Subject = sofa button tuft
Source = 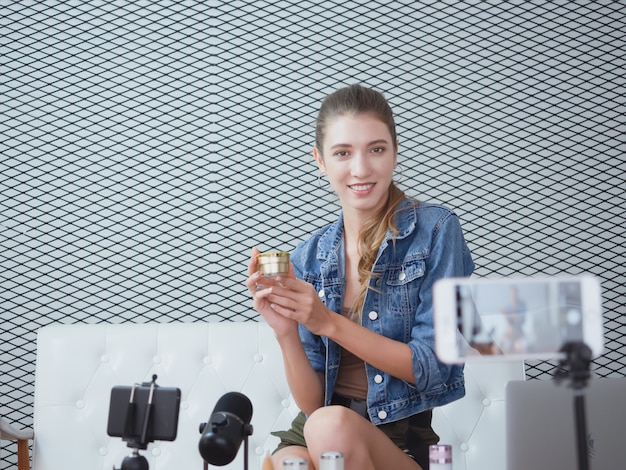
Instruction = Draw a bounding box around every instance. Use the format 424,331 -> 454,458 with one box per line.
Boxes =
281,399 -> 290,408
76,400 -> 85,409
255,447 -> 264,455
482,398 -> 491,407
254,354 -> 263,362
203,356 -> 212,365
99,447 -> 108,456
152,447 -> 161,456
101,354 -> 110,363
460,442 -> 469,452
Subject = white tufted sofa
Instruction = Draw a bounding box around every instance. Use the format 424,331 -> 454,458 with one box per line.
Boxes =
12,321 -> 523,470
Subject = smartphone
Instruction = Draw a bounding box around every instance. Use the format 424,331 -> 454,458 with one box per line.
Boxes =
433,275 -> 604,363
107,384 -> 181,443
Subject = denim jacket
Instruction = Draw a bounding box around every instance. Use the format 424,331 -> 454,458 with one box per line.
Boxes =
291,198 -> 475,425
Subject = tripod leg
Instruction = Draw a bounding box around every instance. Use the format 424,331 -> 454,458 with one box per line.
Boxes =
574,390 -> 589,470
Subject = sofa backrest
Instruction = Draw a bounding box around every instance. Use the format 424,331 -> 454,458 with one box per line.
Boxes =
33,322 -> 524,470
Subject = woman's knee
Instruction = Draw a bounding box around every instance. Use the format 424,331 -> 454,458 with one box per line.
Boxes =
304,405 -> 362,448
305,405 -> 352,431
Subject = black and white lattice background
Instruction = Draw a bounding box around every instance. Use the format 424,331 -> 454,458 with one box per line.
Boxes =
1,1 -> 624,467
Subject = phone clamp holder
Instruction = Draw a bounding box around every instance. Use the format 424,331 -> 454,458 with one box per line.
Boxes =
553,341 -> 592,470
113,375 -> 159,470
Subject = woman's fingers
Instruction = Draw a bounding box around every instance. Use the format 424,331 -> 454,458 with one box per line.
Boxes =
248,247 -> 260,275
246,248 -> 263,294
246,270 -> 263,293
251,271 -> 323,327
265,282 -> 318,317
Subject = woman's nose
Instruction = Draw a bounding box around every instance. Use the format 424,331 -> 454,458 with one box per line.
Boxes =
350,153 -> 370,177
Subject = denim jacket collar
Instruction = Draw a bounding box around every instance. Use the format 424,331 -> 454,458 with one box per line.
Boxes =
316,199 -> 418,264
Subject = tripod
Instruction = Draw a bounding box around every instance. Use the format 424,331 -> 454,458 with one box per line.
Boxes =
113,376 -> 158,470
554,341 -> 592,470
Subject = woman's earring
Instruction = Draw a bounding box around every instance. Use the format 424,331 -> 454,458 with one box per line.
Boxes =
317,173 -> 327,190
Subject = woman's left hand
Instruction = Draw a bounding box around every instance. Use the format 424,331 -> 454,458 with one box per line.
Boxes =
264,275 -> 333,336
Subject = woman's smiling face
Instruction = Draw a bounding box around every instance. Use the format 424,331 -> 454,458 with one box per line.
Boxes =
314,113 -> 397,218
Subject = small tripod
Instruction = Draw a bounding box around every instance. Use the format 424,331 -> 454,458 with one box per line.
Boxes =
113,375 -> 159,470
553,341 -> 592,470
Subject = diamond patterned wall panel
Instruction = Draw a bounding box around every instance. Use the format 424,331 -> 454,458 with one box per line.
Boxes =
1,1 -> 624,468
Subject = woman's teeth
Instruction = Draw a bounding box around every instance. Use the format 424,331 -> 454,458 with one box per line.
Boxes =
350,184 -> 374,191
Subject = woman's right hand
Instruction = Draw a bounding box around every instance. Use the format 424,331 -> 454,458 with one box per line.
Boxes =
246,247 -> 299,337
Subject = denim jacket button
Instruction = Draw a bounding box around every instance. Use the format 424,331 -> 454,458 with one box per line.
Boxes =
399,271 -> 406,281
318,289 -> 325,298
368,311 -> 378,321
374,374 -> 383,384
378,410 -> 388,420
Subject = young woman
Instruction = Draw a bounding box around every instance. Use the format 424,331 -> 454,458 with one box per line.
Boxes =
246,84 -> 474,470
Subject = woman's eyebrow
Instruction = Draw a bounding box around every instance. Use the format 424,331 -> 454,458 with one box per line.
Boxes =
330,139 -> 389,150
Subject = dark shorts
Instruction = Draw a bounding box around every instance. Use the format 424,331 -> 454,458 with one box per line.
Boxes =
271,406 -> 438,470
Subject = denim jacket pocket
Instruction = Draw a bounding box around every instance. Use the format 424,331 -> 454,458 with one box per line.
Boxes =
385,260 -> 426,315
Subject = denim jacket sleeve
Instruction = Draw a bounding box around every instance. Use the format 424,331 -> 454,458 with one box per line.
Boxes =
291,241 -> 328,374
407,207 -> 474,395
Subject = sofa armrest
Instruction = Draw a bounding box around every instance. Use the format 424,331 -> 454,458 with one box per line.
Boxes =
1,417 -> 33,470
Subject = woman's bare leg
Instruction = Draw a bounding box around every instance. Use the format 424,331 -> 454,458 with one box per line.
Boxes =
303,406 -> 422,470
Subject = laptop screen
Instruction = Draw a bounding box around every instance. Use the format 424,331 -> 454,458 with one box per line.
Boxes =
506,378 -> 626,470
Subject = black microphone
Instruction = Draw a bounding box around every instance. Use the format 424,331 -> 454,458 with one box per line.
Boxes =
198,392 -> 254,466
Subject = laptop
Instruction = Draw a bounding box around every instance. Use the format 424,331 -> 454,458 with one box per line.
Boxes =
506,377 -> 626,470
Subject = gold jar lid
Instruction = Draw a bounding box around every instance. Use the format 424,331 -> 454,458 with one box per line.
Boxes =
257,251 -> 290,276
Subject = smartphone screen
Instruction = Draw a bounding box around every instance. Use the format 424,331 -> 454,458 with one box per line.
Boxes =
433,275 -> 603,363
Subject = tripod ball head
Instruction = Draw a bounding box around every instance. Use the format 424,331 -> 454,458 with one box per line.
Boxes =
114,450 -> 149,470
